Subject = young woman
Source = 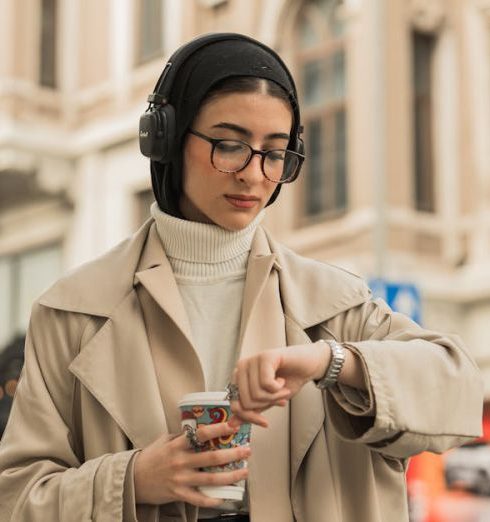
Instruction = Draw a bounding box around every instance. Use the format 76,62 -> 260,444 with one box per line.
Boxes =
0,33 -> 483,522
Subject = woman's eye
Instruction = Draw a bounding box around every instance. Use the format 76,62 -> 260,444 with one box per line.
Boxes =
267,150 -> 286,161
215,141 -> 245,154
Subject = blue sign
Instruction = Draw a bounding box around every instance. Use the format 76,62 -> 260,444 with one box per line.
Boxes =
369,279 -> 422,325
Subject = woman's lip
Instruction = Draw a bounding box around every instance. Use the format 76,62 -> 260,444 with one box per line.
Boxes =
225,195 -> 259,208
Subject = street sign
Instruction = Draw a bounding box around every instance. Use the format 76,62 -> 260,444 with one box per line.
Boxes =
369,279 -> 422,324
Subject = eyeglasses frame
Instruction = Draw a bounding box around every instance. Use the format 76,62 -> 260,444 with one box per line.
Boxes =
188,128 -> 304,184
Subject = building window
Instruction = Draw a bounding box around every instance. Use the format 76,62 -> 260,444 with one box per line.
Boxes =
0,245 -> 61,351
412,31 -> 435,212
136,0 -> 165,65
39,0 -> 57,88
296,0 -> 347,220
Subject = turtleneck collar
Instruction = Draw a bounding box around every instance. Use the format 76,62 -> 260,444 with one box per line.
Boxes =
150,202 -> 265,280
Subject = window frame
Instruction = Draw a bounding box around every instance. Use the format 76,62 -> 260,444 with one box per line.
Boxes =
294,0 -> 348,224
0,243 -> 62,349
135,0 -> 166,66
412,30 -> 436,213
39,0 -> 58,89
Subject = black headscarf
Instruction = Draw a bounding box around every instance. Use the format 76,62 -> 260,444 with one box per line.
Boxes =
150,34 -> 301,217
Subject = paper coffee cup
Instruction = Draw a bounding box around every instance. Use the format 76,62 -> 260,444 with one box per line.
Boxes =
178,391 -> 251,501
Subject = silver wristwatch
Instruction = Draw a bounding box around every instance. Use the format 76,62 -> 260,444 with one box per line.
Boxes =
314,340 -> 346,389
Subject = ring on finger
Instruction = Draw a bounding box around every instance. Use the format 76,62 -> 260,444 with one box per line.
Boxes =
183,424 -> 206,451
225,382 -> 240,401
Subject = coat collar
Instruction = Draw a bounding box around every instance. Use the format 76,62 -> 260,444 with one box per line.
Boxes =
265,231 -> 371,329
39,219 -> 371,328
38,219 -> 154,316
133,224 -> 195,348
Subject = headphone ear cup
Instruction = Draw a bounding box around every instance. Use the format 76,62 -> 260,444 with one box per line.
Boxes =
139,104 -> 176,163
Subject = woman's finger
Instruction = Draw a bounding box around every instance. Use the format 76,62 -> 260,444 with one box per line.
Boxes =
236,362 -> 257,410
187,445 -> 251,469
227,415 -> 243,429
173,486 -> 225,508
236,360 -> 288,410
230,405 -> 269,427
196,421 -> 239,442
274,399 -> 288,407
247,360 -> 291,407
258,353 -> 286,392
175,422 -> 239,450
248,357 -> 263,401
184,467 -> 249,487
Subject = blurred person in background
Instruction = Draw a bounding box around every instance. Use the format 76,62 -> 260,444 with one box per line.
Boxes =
0,33 -> 483,522
0,335 -> 24,439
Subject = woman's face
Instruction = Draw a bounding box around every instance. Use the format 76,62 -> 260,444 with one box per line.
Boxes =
180,90 -> 293,231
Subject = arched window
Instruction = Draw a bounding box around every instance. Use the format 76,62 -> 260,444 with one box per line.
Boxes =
295,0 -> 347,219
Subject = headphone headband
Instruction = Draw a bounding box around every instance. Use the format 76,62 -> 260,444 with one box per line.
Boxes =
152,34 -> 251,103
149,33 -> 299,107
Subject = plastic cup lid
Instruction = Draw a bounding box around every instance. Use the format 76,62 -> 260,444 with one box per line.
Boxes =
178,391 -> 229,408
198,484 -> 244,501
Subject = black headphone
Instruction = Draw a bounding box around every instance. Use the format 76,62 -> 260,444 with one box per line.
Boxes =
139,32 -> 304,166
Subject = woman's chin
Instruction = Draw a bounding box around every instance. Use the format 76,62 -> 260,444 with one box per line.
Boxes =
214,212 -> 258,231
181,201 -> 259,231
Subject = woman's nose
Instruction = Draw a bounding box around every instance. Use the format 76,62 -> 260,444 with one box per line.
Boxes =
237,153 -> 263,183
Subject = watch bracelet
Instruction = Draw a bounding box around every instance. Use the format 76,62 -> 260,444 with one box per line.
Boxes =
315,339 -> 346,389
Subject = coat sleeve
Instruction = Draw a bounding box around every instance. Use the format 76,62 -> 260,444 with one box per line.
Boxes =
0,303 -> 139,522
320,298 -> 484,459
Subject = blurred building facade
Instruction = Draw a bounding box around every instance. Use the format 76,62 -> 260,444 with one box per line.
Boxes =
1,0 -> 490,392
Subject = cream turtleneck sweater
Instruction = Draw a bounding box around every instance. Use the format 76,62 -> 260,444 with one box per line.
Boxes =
151,203 -> 265,391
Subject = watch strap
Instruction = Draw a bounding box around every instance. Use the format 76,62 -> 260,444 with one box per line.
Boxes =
315,340 -> 346,389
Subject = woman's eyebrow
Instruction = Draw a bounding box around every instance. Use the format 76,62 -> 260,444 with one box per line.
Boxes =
211,122 -> 290,141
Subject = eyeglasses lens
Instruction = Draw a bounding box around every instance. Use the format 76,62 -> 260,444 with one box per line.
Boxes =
264,150 -> 299,182
213,141 -> 250,172
212,140 -> 298,183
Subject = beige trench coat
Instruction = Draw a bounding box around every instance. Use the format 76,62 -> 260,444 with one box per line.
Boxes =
0,220 -> 483,522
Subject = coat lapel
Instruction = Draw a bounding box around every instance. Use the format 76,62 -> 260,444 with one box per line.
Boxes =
68,291 -> 168,450
134,225 -> 205,434
136,283 -> 205,435
69,224 -> 204,450
134,225 -> 195,349
134,225 -> 205,522
237,229 -> 294,522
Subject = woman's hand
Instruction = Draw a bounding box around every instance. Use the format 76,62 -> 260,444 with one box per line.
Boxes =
133,422 -> 251,506
229,342 -> 331,427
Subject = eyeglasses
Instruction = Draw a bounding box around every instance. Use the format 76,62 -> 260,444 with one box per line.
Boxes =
188,128 -> 304,184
